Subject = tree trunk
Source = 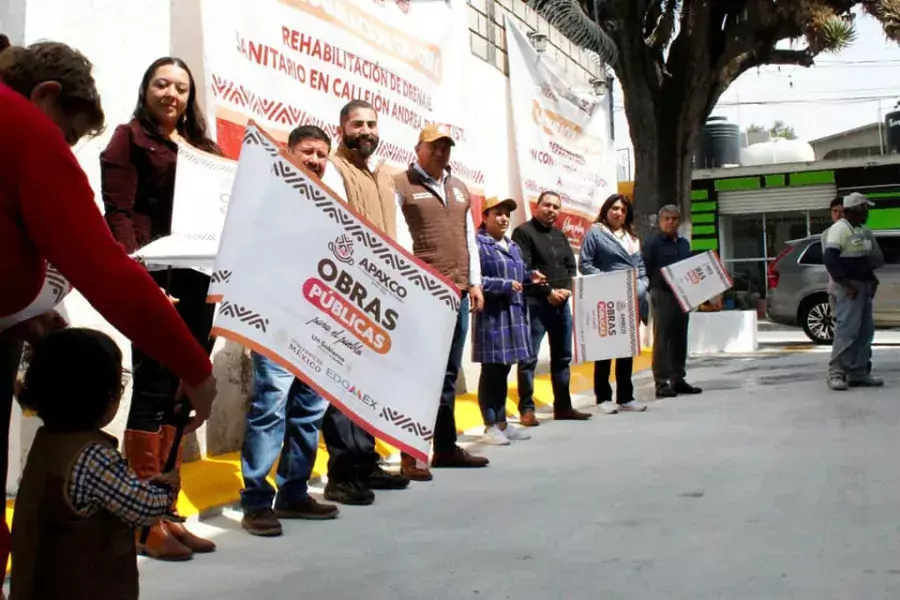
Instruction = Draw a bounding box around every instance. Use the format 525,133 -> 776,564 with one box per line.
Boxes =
612,4 -> 719,240
629,102 -> 704,238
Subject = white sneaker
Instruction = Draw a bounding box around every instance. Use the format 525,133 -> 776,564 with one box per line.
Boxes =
618,401 -> 647,412
503,425 -> 531,441
482,425 -> 510,446
598,401 -> 619,415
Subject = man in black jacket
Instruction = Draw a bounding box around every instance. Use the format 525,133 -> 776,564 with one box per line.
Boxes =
642,205 -> 702,399
512,191 -> 592,425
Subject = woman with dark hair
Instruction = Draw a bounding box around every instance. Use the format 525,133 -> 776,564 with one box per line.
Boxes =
100,57 -> 222,561
0,40 -> 217,584
578,194 -> 649,415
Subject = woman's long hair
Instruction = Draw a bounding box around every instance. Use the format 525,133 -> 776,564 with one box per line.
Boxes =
133,57 -> 221,155
596,193 -> 636,238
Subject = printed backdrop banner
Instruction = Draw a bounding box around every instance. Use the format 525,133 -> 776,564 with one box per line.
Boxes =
134,144 -> 236,272
505,16 -> 617,251
200,0 -> 486,215
572,270 -> 641,363
211,125 -> 460,461
662,251 -> 733,313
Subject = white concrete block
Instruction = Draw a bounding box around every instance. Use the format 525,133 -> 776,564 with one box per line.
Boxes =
688,311 -> 759,356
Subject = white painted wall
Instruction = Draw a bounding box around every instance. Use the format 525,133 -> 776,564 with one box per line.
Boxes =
6,0 -> 557,492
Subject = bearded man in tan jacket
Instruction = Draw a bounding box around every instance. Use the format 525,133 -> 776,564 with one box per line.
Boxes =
320,100 -> 410,506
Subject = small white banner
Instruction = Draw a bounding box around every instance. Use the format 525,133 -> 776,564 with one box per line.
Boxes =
210,124 -> 460,461
572,270 -> 641,363
662,251 -> 733,312
134,144 -> 237,272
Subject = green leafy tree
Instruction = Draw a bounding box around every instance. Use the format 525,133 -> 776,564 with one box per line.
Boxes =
770,120 -> 799,140
529,0 -> 899,220
747,121 -> 799,140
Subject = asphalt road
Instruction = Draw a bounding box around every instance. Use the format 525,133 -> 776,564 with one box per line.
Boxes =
139,346 -> 900,600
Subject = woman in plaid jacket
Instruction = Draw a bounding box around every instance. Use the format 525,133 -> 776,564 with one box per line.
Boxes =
473,197 -> 544,446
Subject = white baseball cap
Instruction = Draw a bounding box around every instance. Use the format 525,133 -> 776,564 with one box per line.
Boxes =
843,192 -> 874,209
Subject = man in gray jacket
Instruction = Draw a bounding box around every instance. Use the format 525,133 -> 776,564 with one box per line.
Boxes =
823,193 -> 883,391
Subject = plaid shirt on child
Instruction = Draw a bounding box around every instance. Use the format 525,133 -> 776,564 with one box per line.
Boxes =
68,442 -> 175,527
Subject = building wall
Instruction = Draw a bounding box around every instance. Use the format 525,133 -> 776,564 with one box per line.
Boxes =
811,126 -> 883,161
6,0 -> 602,493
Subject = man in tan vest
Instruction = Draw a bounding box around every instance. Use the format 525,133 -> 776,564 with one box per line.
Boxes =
394,124 -> 488,481
320,100 -> 410,506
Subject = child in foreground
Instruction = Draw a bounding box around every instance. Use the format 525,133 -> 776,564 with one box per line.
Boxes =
10,328 -> 179,600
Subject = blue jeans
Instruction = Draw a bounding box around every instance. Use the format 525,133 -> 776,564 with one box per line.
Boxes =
517,299 -> 573,413
240,352 -> 327,511
829,281 -> 875,380
434,293 -> 470,453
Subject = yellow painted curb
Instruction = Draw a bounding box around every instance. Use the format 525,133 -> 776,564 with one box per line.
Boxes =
5,351 -> 653,538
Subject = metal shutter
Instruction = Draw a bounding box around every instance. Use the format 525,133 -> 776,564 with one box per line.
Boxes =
717,184 -> 837,215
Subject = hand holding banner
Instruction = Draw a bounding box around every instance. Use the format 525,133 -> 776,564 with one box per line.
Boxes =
661,251 -> 733,313
572,270 -> 641,363
211,125 -> 460,461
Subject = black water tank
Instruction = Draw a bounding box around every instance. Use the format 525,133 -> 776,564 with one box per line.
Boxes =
695,116 -> 741,168
884,109 -> 900,154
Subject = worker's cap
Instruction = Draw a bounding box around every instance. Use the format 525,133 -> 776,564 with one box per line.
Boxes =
843,192 -> 874,209
482,196 -> 518,213
418,123 -> 455,145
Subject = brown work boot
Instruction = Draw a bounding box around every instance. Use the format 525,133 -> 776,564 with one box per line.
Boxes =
274,496 -> 339,520
160,425 -> 216,553
124,429 -> 193,561
241,508 -> 283,537
553,408 -> 592,421
400,453 -> 433,481
519,410 -> 540,427
431,446 -> 489,468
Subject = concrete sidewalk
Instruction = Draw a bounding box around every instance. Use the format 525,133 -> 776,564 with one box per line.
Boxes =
137,347 -> 900,599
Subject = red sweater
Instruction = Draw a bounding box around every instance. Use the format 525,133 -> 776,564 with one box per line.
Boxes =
0,83 -> 211,385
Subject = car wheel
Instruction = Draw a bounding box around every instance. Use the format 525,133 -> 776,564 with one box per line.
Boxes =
800,295 -> 834,345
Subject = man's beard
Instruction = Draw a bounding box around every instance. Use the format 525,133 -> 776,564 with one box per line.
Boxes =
344,133 -> 379,159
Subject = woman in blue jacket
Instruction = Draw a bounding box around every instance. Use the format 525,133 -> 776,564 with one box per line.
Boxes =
578,194 -> 649,415
473,197 -> 544,445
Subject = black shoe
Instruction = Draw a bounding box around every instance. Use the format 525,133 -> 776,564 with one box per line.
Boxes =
324,480 -> 375,506
672,380 -> 702,395
655,383 -> 677,398
367,466 -> 410,490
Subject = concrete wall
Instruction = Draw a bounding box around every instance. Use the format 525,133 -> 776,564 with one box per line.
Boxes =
6,0 -> 587,493
811,125 -> 883,160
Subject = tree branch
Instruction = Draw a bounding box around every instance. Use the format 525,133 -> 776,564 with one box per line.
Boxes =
767,48 -> 815,66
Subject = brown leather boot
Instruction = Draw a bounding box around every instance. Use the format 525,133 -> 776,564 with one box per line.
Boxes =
124,429 -> 193,561
400,453 -> 433,481
160,425 -> 216,554
553,408 -> 593,421
519,410 -> 540,427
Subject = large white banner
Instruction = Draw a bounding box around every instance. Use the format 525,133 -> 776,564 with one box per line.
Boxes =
200,0 -> 488,215
135,144 -> 236,271
662,251 -> 733,312
211,125 -> 459,461
572,270 -> 641,363
505,16 -> 617,250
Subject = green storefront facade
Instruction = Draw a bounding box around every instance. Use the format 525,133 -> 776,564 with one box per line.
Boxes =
690,155 -> 900,297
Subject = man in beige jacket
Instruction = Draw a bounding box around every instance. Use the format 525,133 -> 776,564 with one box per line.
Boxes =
320,100 -> 409,506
